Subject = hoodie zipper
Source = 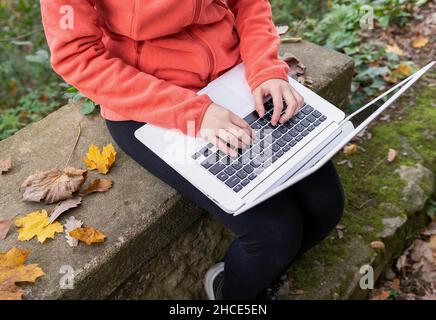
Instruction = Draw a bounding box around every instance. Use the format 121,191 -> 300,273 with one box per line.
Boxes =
135,41 -> 145,69
187,27 -> 215,83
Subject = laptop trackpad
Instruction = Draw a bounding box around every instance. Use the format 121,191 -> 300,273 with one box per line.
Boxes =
205,85 -> 254,117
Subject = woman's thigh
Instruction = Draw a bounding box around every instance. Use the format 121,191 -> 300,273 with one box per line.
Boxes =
286,160 -> 345,249
105,120 -> 302,239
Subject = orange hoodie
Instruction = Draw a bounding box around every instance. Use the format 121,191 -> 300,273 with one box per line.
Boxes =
40,0 -> 289,135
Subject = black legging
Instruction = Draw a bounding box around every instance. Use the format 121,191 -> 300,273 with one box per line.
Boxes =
106,120 -> 345,300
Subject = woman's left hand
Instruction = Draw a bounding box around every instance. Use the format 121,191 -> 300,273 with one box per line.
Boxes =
252,79 -> 304,126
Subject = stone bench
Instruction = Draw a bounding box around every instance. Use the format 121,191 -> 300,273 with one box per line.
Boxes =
1,41 -> 434,300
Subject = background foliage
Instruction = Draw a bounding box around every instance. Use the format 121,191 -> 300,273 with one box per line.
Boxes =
0,0 -> 429,140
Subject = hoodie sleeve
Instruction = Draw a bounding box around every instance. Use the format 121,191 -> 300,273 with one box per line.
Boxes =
227,0 -> 290,91
40,0 -> 212,136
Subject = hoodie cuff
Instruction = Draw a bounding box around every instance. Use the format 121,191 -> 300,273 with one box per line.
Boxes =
247,65 -> 290,92
193,94 -> 214,137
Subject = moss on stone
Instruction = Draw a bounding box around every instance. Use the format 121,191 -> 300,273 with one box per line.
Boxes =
282,76 -> 436,299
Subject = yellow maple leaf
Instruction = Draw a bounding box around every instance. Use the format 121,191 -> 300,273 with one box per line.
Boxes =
343,143 -> 358,156
0,247 -> 44,300
395,63 -> 412,76
83,144 -> 117,174
411,36 -> 429,49
15,210 -> 64,244
69,227 -> 106,245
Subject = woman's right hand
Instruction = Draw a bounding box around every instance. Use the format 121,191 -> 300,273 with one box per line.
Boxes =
199,103 -> 254,157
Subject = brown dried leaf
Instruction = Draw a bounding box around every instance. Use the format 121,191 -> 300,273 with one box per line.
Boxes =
79,179 -> 113,197
282,53 -> 306,82
421,221 -> 436,236
0,247 -> 44,300
21,167 -> 87,204
0,158 -> 12,174
63,216 -> 83,248
387,148 -> 399,163
343,143 -> 358,156
69,227 -> 106,245
410,240 -> 433,262
0,219 -> 12,241
391,278 -> 401,290
371,289 -> 390,300
370,241 -> 386,250
429,235 -> 436,251
396,254 -> 408,271
49,197 -> 82,224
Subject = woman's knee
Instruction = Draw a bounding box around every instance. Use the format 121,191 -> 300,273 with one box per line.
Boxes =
237,210 -> 303,265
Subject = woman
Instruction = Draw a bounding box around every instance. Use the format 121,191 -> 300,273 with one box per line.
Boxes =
40,0 -> 344,300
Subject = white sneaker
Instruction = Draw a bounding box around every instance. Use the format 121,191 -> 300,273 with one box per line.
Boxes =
204,262 -> 225,300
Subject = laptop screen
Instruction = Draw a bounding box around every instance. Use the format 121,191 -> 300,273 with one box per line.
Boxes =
342,61 -> 434,133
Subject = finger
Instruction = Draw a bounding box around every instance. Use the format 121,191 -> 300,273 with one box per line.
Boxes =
217,129 -> 242,152
227,124 -> 252,148
230,114 -> 254,139
253,89 -> 265,118
270,88 -> 284,126
279,85 -> 298,123
208,135 -> 236,157
291,85 -> 305,111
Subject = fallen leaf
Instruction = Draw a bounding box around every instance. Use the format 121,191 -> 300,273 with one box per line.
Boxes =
422,221 -> 436,236
0,219 -> 12,240
371,289 -> 390,300
69,226 -> 106,245
281,53 -> 306,82
395,63 -> 412,76
21,167 -> 87,204
0,158 -> 12,174
15,210 -> 64,243
276,25 -> 289,35
429,235 -> 436,251
335,224 -> 346,239
370,241 -> 385,250
384,73 -> 398,84
0,247 -> 44,300
79,179 -> 113,196
386,44 -> 405,56
411,36 -> 429,49
410,240 -> 433,262
83,144 -> 117,175
343,144 -> 358,156
396,253 -> 408,271
63,216 -> 83,247
391,278 -> 401,290
387,148 -> 398,163
49,197 -> 82,224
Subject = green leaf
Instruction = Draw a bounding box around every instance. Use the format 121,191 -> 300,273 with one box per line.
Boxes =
80,100 -> 97,115
66,87 -> 78,93
25,50 -> 50,64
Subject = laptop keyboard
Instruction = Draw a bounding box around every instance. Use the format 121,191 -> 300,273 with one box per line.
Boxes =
192,99 -> 327,193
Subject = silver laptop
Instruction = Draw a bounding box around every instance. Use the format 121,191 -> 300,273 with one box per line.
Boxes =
135,61 -> 434,215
